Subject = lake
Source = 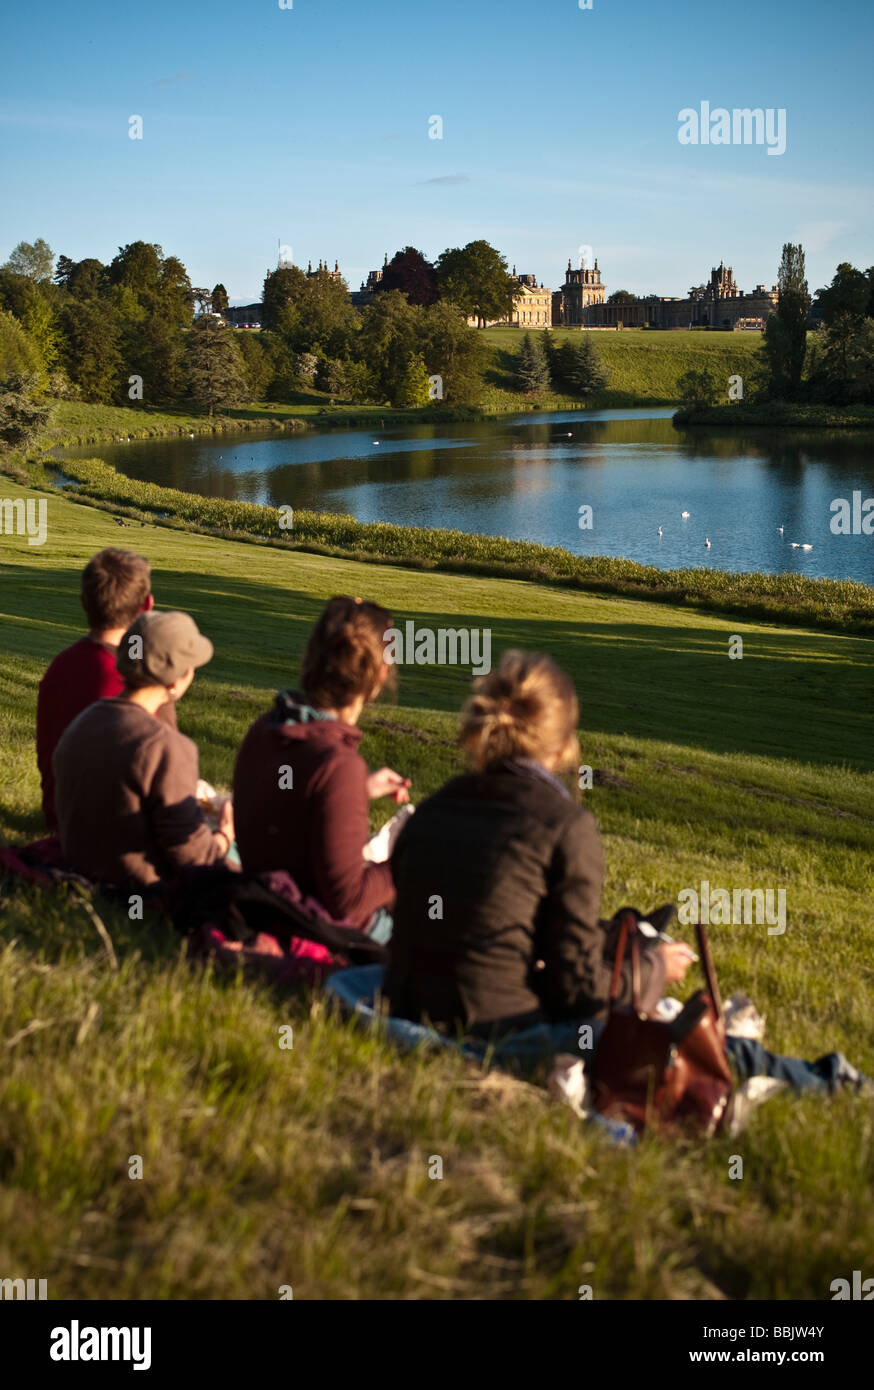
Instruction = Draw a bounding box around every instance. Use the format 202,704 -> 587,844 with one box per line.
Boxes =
57,409 -> 874,584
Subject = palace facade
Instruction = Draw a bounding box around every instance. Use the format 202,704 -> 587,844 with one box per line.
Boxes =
555,259 -> 607,325
465,270 -> 553,328
580,262 -> 778,330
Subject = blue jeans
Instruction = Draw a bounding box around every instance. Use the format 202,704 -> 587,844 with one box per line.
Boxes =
724,1037 -> 868,1095
489,1018 -> 868,1097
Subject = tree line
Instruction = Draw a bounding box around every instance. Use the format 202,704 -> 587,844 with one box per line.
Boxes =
0,237 -> 524,417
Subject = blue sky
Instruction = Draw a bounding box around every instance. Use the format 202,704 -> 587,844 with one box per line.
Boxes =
1,0 -> 872,303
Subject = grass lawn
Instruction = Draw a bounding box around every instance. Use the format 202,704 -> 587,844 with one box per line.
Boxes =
1,477 -> 873,1300
480,327 -> 762,410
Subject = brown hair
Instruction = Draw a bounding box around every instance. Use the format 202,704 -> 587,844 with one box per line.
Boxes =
460,650 -> 580,772
301,596 -> 393,710
80,549 -> 152,630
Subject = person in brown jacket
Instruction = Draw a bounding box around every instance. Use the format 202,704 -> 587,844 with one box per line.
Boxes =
233,596 -> 409,935
386,650 -> 692,1038
53,610 -> 234,889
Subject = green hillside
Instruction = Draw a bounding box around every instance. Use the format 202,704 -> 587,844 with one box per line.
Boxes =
1,477 -> 872,1300
481,327 -> 762,409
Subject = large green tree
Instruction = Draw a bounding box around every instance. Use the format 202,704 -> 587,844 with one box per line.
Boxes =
261,264 -> 357,357
58,299 -> 123,402
107,242 -> 192,323
108,242 -> 163,304
235,332 -> 272,399
762,243 -> 810,400
377,247 -> 439,306
3,239 -> 54,282
0,373 -> 52,450
186,317 -> 249,415
160,256 -> 194,325
261,265 -> 309,331
814,263 -> 870,326
127,317 -> 188,404
808,317 -> 874,404
211,283 -> 230,315
0,272 -> 59,373
397,353 -> 431,407
435,241 -> 517,327
417,301 -> 488,405
54,256 -> 106,300
357,290 -> 422,404
0,308 -> 44,380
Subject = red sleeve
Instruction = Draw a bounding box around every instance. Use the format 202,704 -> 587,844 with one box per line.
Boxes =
308,753 -> 394,926
36,643 -> 124,828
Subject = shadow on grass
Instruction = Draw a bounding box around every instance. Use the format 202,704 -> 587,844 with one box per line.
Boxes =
4,563 -> 872,772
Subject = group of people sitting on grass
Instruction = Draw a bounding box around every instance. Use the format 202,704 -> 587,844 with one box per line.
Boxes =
34,546 -> 871,1107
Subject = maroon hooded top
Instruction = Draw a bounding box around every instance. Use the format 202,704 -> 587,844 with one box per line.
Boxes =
232,691 -> 394,928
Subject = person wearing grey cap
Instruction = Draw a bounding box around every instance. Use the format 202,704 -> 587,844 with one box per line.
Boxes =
53,610 -> 235,890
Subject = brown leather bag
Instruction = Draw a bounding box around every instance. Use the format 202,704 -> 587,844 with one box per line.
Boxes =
590,911 -> 734,1135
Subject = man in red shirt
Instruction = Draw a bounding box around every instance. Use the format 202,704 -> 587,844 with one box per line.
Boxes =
36,548 -> 176,829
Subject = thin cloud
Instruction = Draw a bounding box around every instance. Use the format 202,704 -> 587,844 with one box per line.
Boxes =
420,174 -> 471,186
152,70 -> 195,87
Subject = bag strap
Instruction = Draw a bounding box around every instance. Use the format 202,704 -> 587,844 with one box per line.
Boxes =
695,921 -> 723,1024
609,909 -> 641,1011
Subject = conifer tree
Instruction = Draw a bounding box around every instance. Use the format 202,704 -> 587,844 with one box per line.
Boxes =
565,334 -> 608,397
186,317 -> 249,415
515,332 -> 550,393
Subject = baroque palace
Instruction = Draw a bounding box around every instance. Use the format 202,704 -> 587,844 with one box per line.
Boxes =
467,257 -> 777,331
579,261 -> 778,331
228,254 -> 779,332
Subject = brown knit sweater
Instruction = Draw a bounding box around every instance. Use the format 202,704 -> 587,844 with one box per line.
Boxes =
53,698 -> 224,887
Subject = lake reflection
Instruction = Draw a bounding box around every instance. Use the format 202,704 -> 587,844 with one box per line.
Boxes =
57,409 -> 874,584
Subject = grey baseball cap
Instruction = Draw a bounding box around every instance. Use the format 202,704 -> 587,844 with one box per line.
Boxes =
117,610 -> 214,688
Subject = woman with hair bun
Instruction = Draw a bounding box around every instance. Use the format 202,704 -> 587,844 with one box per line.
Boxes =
233,596 -> 410,936
386,651 -> 874,1103
386,649 -> 690,1036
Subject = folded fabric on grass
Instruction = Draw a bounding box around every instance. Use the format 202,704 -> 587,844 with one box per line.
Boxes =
172,865 -> 388,987
324,964 -> 637,1146
0,836 -> 90,889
